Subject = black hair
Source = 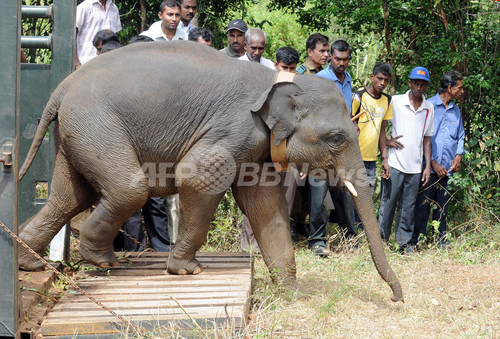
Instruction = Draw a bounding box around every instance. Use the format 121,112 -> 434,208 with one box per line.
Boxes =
276,47 -> 300,65
306,33 -> 329,51
188,27 -> 214,43
372,62 -> 392,77
438,70 -> 463,93
129,35 -> 154,44
160,0 -> 180,12
92,29 -> 119,47
101,40 -> 121,53
330,39 -> 350,55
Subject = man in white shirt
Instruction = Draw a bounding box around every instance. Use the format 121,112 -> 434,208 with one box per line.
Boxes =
140,0 -> 187,41
75,0 -> 121,68
178,0 -> 197,34
238,28 -> 275,69
378,66 -> 434,253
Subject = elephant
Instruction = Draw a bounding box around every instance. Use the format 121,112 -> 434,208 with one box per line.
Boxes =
18,41 -> 403,302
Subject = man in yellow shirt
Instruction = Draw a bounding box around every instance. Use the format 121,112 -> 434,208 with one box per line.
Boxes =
352,62 -> 395,198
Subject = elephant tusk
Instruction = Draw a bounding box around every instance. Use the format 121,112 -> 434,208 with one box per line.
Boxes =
344,180 -> 358,197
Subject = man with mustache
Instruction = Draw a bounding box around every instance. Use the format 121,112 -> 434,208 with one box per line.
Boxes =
412,70 -> 465,248
140,0 -> 187,41
238,28 -> 274,69
296,33 -> 329,75
298,40 -> 357,256
378,66 -> 435,254
178,0 -> 197,34
220,19 -> 248,58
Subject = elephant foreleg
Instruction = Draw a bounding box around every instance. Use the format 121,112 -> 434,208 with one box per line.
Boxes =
166,186 -> 224,275
232,177 -> 296,287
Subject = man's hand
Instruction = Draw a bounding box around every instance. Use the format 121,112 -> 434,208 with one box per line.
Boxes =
421,166 -> 431,187
386,135 -> 404,149
381,160 -> 390,179
431,160 -> 447,178
449,154 -> 462,173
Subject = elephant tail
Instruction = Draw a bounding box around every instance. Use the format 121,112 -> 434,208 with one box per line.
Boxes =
19,85 -> 66,181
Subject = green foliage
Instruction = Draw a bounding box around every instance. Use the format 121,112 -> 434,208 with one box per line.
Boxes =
202,190 -> 243,252
22,0 -> 52,63
268,0 -> 499,233
246,0 -> 313,61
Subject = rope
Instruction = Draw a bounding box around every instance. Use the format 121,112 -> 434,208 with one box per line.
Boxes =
0,220 -> 146,337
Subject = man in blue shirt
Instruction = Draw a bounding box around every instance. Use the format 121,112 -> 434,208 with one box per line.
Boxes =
413,70 -> 465,246
303,40 -> 356,256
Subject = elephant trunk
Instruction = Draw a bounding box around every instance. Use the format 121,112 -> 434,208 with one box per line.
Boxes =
337,154 -> 403,302
352,184 -> 403,302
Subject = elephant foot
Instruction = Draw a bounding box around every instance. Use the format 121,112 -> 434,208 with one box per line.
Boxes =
166,255 -> 203,275
18,246 -> 46,271
79,240 -> 118,268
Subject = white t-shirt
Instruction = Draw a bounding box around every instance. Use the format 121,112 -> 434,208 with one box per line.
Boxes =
76,0 -> 122,64
238,53 -> 275,70
140,21 -> 187,41
388,91 -> 435,174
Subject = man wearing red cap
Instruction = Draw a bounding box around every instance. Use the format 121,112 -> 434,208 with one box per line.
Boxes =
378,66 -> 435,254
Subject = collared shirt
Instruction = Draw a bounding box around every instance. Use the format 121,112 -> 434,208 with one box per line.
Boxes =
296,58 -> 323,75
178,21 -> 195,34
238,53 -> 275,70
220,45 -> 242,58
76,0 -> 122,64
140,21 -> 187,41
428,94 -> 465,175
316,65 -> 352,114
388,91 -> 435,174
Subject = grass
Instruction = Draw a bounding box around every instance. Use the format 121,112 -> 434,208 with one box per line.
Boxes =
59,193 -> 499,338
243,231 -> 499,338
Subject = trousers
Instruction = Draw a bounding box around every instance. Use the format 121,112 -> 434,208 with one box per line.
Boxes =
413,174 -> 450,243
378,167 -> 420,247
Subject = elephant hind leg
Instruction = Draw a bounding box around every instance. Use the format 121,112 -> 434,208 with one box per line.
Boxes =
19,151 -> 97,271
78,167 -> 150,268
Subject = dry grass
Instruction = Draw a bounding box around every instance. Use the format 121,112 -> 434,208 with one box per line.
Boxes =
244,235 -> 499,338
63,223 -> 499,338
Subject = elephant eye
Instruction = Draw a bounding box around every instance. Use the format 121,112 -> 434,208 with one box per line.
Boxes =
326,133 -> 345,147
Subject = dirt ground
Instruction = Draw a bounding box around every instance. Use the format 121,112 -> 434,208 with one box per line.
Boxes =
246,245 -> 499,338
17,233 -> 499,338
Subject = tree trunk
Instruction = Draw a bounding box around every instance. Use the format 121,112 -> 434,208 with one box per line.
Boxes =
139,0 -> 146,33
383,2 -> 397,93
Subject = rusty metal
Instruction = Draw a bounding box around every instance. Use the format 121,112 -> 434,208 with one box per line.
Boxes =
0,142 -> 13,167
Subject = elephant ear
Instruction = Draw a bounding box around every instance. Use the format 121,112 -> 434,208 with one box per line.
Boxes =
251,82 -> 302,146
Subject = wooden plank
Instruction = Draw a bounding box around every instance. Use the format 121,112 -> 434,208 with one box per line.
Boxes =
41,252 -> 253,337
58,290 -> 249,303
42,311 -> 245,336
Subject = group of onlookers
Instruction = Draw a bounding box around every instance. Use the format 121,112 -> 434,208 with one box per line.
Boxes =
74,0 -> 465,256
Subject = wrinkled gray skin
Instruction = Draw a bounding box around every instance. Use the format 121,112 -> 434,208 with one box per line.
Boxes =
18,41 -> 403,302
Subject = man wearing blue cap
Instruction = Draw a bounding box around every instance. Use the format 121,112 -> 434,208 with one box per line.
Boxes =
378,66 -> 435,253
